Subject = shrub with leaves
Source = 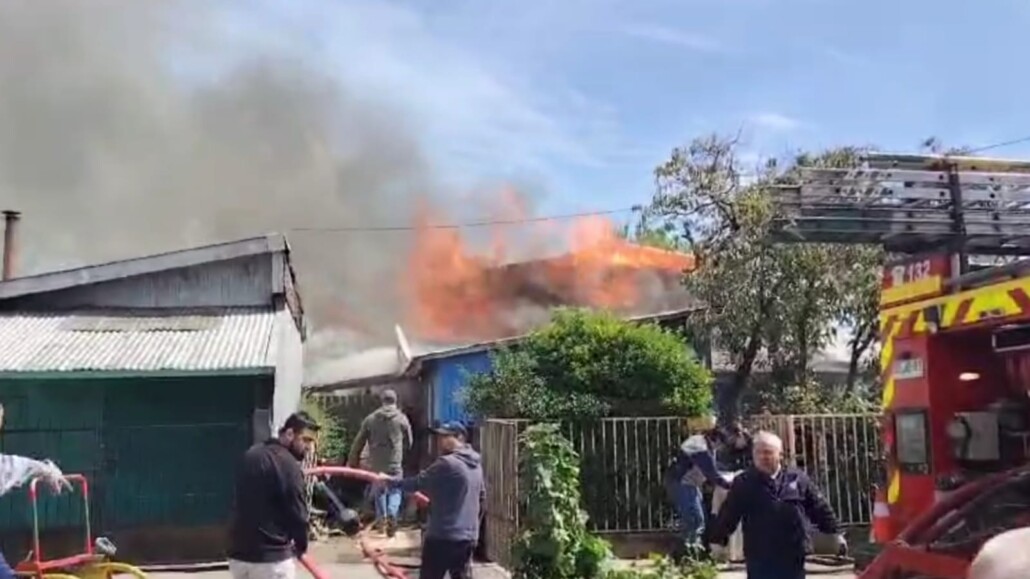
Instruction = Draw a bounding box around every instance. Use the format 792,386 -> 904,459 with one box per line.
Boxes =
463,308 -> 713,420
463,350 -> 612,420
513,423 -> 613,579
301,394 -> 350,462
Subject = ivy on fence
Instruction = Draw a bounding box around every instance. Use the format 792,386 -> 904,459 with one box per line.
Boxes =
514,423 -> 613,578
513,423 -> 718,579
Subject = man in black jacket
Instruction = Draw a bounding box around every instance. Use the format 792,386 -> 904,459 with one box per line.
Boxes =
708,431 -> 846,579
228,412 -> 320,579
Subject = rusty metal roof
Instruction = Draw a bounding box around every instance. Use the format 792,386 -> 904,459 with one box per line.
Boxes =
0,308 -> 277,373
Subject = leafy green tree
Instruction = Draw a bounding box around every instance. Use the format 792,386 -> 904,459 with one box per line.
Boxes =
618,214 -> 689,252
463,308 -> 713,420
645,135 -> 882,418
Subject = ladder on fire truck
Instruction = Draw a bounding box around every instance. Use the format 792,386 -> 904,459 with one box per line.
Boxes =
772,151 -> 1030,262
769,152 -> 1030,579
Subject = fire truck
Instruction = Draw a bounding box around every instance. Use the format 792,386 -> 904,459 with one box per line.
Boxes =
771,153 -> 1030,579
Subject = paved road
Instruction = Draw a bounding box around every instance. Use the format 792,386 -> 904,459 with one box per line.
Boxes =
145,534 -> 855,579
149,562 -> 855,579
718,564 -> 855,578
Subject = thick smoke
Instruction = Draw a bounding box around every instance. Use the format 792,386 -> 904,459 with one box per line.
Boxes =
0,1 -> 437,367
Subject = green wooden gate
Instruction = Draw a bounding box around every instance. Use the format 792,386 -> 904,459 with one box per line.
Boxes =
0,374 -> 266,539
99,376 -> 255,528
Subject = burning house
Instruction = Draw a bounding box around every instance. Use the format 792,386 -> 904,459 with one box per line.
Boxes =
402,210 -> 697,344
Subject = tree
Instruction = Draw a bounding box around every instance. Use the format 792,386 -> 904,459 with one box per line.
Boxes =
462,308 -> 713,420
618,214 -> 688,252
645,135 -> 882,419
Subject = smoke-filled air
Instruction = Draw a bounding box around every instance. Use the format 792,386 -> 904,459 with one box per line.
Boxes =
0,1 -> 693,385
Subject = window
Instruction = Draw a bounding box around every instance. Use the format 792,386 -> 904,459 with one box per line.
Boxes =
895,411 -> 931,474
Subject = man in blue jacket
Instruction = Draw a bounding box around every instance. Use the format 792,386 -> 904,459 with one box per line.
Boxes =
708,431 -> 846,579
377,421 -> 484,579
663,422 -> 736,549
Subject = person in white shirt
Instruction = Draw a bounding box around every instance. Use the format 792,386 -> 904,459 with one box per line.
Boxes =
0,403 -> 70,579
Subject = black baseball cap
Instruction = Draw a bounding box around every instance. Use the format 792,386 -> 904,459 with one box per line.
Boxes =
430,421 -> 467,438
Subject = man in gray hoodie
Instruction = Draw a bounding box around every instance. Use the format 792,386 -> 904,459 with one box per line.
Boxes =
377,421 -> 484,579
347,389 -> 412,536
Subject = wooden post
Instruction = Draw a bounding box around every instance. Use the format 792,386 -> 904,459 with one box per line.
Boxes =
785,415 -> 798,467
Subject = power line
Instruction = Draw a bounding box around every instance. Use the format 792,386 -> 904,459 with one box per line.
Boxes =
289,206 -> 642,233
964,134 -> 1030,155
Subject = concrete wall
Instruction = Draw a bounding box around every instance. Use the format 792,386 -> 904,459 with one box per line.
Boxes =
2,254 -> 274,309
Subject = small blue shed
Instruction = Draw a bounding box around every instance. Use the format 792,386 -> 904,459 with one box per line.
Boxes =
408,307 -> 703,427
411,335 -> 524,426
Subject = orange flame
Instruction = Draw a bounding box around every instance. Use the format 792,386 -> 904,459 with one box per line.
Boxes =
402,193 -> 695,343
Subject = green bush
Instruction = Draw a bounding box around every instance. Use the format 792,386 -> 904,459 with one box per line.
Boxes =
301,394 -> 350,462
463,308 -> 713,420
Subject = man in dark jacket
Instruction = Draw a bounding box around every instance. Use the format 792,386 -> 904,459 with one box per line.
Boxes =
228,412 -> 320,579
347,389 -> 412,537
708,431 -> 846,579
376,421 -> 484,579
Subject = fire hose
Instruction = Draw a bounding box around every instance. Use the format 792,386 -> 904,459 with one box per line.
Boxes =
299,466 -> 430,579
860,464 -> 1030,579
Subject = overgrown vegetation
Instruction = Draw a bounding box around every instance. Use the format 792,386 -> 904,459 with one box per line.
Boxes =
514,424 -> 719,579
463,308 -> 713,420
514,423 -> 614,578
301,394 -> 350,462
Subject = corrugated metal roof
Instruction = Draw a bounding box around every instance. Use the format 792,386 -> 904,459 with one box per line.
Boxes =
0,308 -> 277,373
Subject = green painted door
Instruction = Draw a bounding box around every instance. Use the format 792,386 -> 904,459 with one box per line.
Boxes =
0,378 -> 104,536
99,375 -> 259,528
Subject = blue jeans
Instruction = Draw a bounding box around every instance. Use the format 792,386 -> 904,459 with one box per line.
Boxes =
0,550 -> 14,579
667,481 -> 704,544
375,486 -> 402,520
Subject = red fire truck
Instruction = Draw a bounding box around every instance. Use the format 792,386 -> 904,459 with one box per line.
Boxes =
773,153 -> 1030,579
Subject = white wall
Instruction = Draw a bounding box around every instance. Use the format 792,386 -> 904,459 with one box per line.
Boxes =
272,304 -> 304,431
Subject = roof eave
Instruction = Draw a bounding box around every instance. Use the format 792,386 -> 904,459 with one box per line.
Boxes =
0,233 -> 288,302
402,305 -> 705,370
0,367 -> 276,379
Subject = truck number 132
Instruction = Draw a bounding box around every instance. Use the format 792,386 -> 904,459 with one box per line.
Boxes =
890,260 -> 932,288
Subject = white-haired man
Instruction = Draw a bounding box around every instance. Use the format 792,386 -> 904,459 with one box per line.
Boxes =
709,431 -> 845,579
968,527 -> 1030,579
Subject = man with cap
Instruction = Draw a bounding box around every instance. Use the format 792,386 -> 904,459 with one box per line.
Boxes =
348,389 -> 413,537
375,421 -> 484,579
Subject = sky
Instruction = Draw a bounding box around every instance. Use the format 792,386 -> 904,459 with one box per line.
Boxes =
223,0 -> 1030,221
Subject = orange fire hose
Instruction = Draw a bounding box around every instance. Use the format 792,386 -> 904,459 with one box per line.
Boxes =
300,465 -> 430,579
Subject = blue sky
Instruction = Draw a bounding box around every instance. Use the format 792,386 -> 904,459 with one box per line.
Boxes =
227,0 -> 1030,221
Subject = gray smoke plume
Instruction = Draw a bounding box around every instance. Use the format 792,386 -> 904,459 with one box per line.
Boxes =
0,1 -> 438,364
